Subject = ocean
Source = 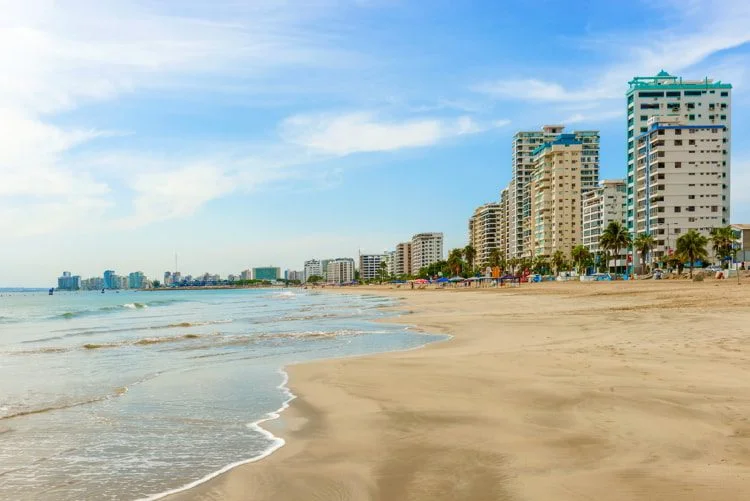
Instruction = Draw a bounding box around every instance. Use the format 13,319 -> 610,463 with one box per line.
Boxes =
0,288 -> 440,500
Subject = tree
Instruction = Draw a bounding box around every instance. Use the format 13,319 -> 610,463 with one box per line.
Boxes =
676,229 -> 709,278
633,233 -> 656,274
507,257 -> 519,275
447,248 -> 465,276
600,221 -> 632,274
151,280 -> 161,288
307,275 -> 323,284
571,245 -> 591,275
532,255 -> 550,275
463,244 -> 477,273
487,248 -> 503,268
377,260 -> 390,284
551,250 -> 567,276
710,226 -> 736,268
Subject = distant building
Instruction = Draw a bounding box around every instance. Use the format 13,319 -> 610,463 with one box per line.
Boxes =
128,271 -> 146,289
57,271 -> 81,291
253,267 -> 280,281
103,270 -> 116,289
410,232 -> 444,275
469,202 -> 502,267
394,242 -> 412,277
286,270 -> 305,282
303,259 -> 323,282
384,250 -> 396,277
326,258 -> 355,284
81,276 -> 104,290
320,259 -> 332,281
582,180 -> 627,254
240,269 -> 252,281
359,254 -> 387,281
116,275 -> 128,290
163,271 -> 172,287
732,224 -> 750,265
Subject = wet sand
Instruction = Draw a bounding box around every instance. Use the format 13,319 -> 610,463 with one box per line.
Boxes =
168,280 -> 750,501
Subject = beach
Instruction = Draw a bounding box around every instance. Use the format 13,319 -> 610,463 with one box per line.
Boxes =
168,280 -> 750,501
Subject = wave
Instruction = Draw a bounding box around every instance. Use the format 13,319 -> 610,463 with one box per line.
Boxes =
55,300 -> 184,320
0,386 -> 129,421
13,334 -> 208,355
137,369 -> 295,501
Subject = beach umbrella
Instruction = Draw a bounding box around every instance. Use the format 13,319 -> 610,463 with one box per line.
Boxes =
449,276 -> 465,282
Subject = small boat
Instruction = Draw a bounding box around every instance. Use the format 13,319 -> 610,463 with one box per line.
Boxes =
48,288 -> 54,296
101,288 -> 105,294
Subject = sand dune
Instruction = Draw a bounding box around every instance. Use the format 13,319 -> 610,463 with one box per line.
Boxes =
169,280 -> 750,501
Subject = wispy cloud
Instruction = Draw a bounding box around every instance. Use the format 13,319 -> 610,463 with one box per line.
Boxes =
280,112 -> 508,155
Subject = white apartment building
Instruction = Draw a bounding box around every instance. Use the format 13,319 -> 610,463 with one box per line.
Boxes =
384,250 -> 396,276
326,258 -> 355,284
499,187 -> 510,261
410,232 -> 444,275
634,116 -> 729,260
582,179 -> 627,254
303,259 -> 322,282
469,202 -> 502,266
358,253 -> 387,281
394,242 -> 412,277
626,71 -> 731,236
508,125 -> 599,259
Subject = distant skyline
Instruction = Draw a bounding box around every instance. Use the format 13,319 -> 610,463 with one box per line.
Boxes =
3,0 -> 750,287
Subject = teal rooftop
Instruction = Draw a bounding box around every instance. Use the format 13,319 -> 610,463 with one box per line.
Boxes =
627,71 -> 731,93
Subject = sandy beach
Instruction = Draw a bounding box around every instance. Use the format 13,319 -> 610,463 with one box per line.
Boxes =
168,280 -> 750,501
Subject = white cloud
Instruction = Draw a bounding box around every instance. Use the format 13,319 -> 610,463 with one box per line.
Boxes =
280,112 -> 507,155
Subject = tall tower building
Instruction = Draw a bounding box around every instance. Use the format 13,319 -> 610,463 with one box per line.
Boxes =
626,71 -> 731,238
509,125 -> 599,259
410,232 -> 444,275
469,202 -> 502,267
394,242 -> 412,277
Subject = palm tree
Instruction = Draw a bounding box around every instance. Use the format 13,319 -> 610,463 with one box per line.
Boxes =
600,221 -> 632,274
463,244 -> 477,273
710,226 -> 736,268
532,255 -> 549,275
377,260 -> 389,284
633,233 -> 656,274
676,229 -> 709,278
487,248 -> 502,268
571,245 -> 591,275
551,250 -> 567,276
447,248 -> 464,277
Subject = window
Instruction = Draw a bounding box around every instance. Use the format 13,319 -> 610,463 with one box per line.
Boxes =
688,195 -> 695,199
639,91 -> 665,97
675,140 -> 682,146
721,91 -> 729,97
685,90 -> 703,96
675,162 -> 682,168
689,139 -> 696,145
674,206 -> 681,213
689,114 -> 695,120
675,129 -> 682,135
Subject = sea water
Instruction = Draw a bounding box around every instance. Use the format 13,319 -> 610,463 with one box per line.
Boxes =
0,288 -> 439,500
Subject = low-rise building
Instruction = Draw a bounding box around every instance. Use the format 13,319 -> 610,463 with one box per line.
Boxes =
253,267 -> 280,281
732,224 -> 750,265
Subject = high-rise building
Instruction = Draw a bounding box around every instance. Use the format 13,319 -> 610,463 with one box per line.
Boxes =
81,277 -> 104,290
499,187 -> 510,261
253,267 -> 281,281
285,270 -> 305,282
410,232 -> 444,275
320,259 -> 332,281
57,271 -> 81,291
326,258 -> 355,284
359,254 -> 387,281
508,125 -> 600,259
384,250 -> 396,276
394,242 -> 412,277
626,71 -> 731,238
240,269 -> 252,281
469,202 -> 502,267
103,270 -> 116,289
529,135 -> 584,258
128,271 -> 146,289
634,116 -> 729,261
303,259 -> 323,282
582,180 -> 627,254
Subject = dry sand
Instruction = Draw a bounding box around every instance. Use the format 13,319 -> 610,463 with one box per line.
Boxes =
168,280 -> 750,501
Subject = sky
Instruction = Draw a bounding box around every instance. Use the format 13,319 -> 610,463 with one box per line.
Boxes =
3,0 -> 750,287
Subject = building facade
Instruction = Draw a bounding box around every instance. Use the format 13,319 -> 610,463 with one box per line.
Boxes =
508,125 -> 599,259
285,270 -> 305,282
326,258 -> 355,284
634,116 -> 729,260
359,254 -> 387,281
499,187 -> 510,261
103,270 -> 116,289
253,267 -> 281,281
529,135 -> 584,258
303,259 -> 323,282
732,224 -> 750,265
410,232 -> 444,275
128,271 -> 146,289
626,71 -> 731,239
394,242 -> 412,277
469,202 -> 502,266
57,271 -> 81,291
81,277 -> 104,290
582,179 -> 627,254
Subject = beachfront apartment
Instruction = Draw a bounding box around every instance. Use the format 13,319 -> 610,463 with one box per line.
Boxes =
394,242 -> 412,277
240,269 -> 252,281
57,271 -> 81,291
359,253 -> 387,281
253,267 -> 281,281
626,71 -> 731,238
384,250 -> 396,276
326,258 -> 355,284
634,116 -> 730,261
732,224 -> 750,265
507,125 -> 599,259
529,135 -> 583,259
582,179 -> 627,254
499,187 -> 510,261
128,271 -> 146,289
469,202 -> 502,267
303,260 -> 322,282
410,232 -> 444,275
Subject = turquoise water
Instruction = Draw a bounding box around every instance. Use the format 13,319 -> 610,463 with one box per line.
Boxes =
0,289 -> 439,500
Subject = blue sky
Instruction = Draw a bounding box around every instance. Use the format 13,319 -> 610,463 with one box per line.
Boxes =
2,0 -> 750,286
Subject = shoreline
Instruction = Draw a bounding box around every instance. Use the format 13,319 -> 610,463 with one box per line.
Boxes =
167,281 -> 750,501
